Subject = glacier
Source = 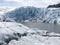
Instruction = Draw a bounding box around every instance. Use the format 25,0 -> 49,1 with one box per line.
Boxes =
0,7 -> 60,45
1,7 -> 60,24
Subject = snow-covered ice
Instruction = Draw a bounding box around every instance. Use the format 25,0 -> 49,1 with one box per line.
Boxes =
0,7 -> 60,45
0,22 -> 59,45
0,22 -> 30,45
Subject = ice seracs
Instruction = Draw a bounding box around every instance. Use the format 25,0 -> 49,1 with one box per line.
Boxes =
57,17 -> 60,24
2,7 -> 60,24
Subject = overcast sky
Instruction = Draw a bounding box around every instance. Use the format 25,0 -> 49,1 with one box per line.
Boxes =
0,0 -> 60,8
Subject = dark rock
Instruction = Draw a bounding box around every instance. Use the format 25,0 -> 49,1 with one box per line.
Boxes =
22,33 -> 27,36
48,3 -> 60,8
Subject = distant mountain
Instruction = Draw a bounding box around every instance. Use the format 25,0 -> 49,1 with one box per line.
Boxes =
48,3 -> 60,8
0,7 -> 15,15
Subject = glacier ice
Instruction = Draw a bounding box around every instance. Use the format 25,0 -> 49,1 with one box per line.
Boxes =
0,7 -> 60,45
1,7 -> 60,24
